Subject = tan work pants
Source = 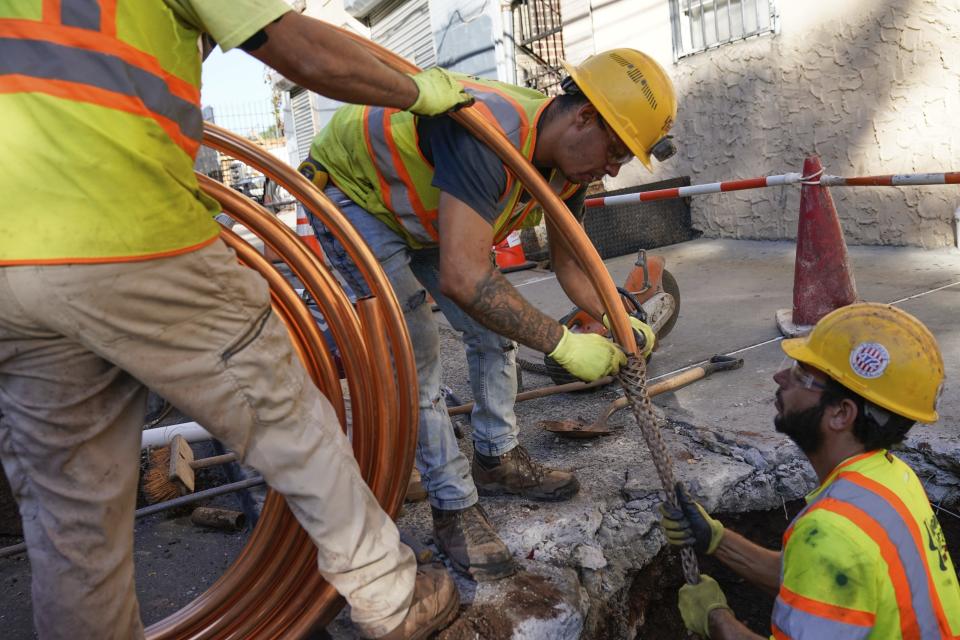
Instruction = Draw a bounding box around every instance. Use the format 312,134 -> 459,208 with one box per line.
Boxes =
0,240 -> 414,639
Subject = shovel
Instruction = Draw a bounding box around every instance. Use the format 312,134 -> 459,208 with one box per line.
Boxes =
540,354 -> 743,438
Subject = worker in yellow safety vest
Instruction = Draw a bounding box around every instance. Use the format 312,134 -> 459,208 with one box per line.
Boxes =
659,303 -> 960,639
299,49 -> 679,582
0,1 -> 477,638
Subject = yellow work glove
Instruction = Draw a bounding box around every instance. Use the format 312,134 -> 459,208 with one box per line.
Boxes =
602,313 -> 655,358
659,483 -> 725,555
678,575 -> 731,638
407,68 -> 474,117
548,325 -> 627,382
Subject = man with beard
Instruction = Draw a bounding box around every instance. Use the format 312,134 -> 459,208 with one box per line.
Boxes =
298,49 -> 677,581
658,303 -> 960,639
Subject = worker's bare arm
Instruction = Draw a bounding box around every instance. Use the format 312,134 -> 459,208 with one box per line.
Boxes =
713,529 -> 781,595
707,609 -> 767,640
545,214 -> 605,319
249,12 -> 419,110
438,193 -> 563,354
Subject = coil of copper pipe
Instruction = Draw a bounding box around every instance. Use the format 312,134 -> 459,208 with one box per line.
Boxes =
145,127 -> 418,638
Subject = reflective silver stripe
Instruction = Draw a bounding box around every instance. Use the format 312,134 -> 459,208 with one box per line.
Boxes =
0,37 -> 202,145
464,86 -> 523,147
825,478 -> 942,639
365,107 -> 431,242
61,0 -> 100,30
772,596 -> 872,639
462,89 -> 525,215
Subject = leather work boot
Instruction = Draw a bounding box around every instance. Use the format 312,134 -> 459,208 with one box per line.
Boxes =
432,504 -> 516,581
472,445 -> 580,501
375,564 -> 459,640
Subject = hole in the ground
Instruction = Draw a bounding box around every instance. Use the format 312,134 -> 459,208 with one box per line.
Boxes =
619,499 -> 960,639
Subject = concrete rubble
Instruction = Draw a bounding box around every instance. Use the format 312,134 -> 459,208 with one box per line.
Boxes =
325,238 -> 960,639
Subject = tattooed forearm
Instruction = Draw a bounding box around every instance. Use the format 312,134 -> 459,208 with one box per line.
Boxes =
463,268 -> 564,354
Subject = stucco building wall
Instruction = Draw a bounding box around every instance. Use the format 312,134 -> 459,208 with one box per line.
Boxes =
562,0 -> 960,247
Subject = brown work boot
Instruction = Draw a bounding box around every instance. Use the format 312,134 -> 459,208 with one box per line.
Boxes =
432,504 -> 516,581
472,445 -> 580,501
374,564 -> 459,640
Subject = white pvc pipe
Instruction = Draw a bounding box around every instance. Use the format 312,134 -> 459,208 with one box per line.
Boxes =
141,421 -> 212,449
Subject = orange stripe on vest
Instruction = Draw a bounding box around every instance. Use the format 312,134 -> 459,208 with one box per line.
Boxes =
778,585 -> 876,627
810,498 -> 922,640
0,74 -> 198,157
840,471 -> 958,638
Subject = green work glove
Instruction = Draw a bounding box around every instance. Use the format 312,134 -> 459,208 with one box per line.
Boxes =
407,67 -> 474,116
602,313 -> 656,358
659,483 -> 725,555
548,325 -> 627,382
678,575 -> 731,638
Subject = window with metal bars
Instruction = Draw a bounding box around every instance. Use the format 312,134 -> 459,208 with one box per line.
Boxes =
511,0 -> 565,96
669,0 -> 778,59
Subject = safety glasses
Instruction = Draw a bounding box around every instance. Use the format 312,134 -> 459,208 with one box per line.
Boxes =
596,116 -> 634,165
778,357 -> 828,391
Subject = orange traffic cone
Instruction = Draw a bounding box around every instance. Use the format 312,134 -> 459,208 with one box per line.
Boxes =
295,209 -> 325,259
493,230 -> 535,272
776,156 -> 858,337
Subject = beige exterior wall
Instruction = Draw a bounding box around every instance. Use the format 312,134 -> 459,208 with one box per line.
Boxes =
561,0 -> 960,247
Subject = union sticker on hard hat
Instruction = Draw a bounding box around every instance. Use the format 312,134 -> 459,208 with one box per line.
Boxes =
850,342 -> 890,379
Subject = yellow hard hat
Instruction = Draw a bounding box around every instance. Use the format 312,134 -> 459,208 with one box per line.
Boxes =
560,49 -> 678,171
781,303 -> 944,424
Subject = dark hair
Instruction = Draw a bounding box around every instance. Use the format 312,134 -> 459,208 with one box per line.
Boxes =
820,378 -> 915,450
541,90 -> 591,126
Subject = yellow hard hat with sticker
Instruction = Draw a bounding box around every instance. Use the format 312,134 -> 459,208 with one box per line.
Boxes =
781,303 -> 944,423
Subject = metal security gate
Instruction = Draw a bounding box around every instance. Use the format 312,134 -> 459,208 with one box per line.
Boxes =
369,0 -> 436,68
290,86 -> 315,165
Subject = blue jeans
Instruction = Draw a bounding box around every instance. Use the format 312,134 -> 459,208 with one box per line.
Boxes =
307,187 -> 520,510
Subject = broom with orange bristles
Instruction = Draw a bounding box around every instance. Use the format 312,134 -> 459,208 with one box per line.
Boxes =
143,435 -> 239,503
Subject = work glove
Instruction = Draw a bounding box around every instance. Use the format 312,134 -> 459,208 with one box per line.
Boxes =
678,574 -> 731,638
602,313 -> 656,358
548,325 -> 627,382
659,483 -> 725,555
407,68 -> 474,117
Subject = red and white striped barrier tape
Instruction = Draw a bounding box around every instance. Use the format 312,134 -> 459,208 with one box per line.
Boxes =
819,172 -> 960,187
583,170 -> 960,208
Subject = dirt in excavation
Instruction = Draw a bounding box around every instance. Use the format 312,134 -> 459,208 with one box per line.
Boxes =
438,572 -> 564,640
624,500 -> 960,639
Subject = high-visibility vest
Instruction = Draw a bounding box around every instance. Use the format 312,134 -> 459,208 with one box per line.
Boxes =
309,74 -> 581,250
0,0 -> 223,264
772,450 -> 960,639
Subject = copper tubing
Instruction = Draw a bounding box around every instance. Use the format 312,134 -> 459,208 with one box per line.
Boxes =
201,125 -> 419,493
329,27 -> 635,350
356,297 -> 401,499
145,130 -> 418,638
